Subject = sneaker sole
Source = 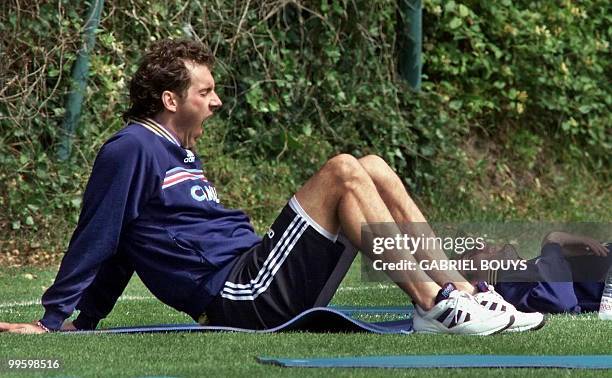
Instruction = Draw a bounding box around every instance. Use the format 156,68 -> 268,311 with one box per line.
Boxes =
504,316 -> 546,333
414,315 -> 515,336
487,314 -> 515,335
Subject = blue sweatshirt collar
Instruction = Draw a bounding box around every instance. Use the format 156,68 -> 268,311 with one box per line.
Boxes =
130,117 -> 182,147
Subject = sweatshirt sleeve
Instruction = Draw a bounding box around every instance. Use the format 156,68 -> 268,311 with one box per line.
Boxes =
40,134 -> 157,330
72,247 -> 134,330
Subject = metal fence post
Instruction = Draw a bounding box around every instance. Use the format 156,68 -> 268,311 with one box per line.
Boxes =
57,0 -> 105,161
398,0 -> 422,92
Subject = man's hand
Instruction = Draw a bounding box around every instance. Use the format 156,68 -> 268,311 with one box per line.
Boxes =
544,231 -> 609,257
0,322 -> 48,334
0,320 -> 78,333
577,237 -> 610,257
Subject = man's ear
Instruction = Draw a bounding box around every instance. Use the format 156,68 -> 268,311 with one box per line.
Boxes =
161,90 -> 179,113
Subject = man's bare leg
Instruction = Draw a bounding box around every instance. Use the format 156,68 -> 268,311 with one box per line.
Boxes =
352,156 -> 548,333
357,155 -> 476,294
294,154 -> 440,310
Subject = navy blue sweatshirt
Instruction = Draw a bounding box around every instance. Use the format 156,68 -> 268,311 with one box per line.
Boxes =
40,119 -> 261,330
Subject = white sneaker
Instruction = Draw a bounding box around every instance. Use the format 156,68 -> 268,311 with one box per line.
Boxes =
474,282 -> 546,332
413,290 -> 514,335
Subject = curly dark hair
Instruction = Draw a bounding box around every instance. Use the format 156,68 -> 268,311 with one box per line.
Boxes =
123,38 -> 215,121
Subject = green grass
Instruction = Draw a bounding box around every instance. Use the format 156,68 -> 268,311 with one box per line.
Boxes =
1,263 -> 611,377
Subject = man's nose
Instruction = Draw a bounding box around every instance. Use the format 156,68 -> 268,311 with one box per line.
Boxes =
210,92 -> 222,111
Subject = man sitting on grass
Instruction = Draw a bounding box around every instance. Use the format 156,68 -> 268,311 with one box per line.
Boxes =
458,232 -> 610,314
0,38 -> 544,335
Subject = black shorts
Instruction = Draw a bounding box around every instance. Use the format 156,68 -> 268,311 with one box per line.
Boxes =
204,196 -> 356,329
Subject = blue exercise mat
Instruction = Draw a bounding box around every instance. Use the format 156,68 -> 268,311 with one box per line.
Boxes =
257,355 -> 612,369
70,306 -> 413,334
328,305 -> 412,315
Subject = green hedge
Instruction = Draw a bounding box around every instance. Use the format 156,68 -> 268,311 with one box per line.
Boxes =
0,0 -> 610,258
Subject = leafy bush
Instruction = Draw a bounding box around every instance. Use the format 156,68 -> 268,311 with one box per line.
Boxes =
0,0 -> 610,261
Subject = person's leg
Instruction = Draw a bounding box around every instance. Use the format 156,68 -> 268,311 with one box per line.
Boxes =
357,154 -> 475,294
207,154 -> 514,334
295,154 -> 441,310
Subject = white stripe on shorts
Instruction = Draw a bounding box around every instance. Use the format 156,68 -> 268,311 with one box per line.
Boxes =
221,218 -> 309,300
223,215 -> 302,290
